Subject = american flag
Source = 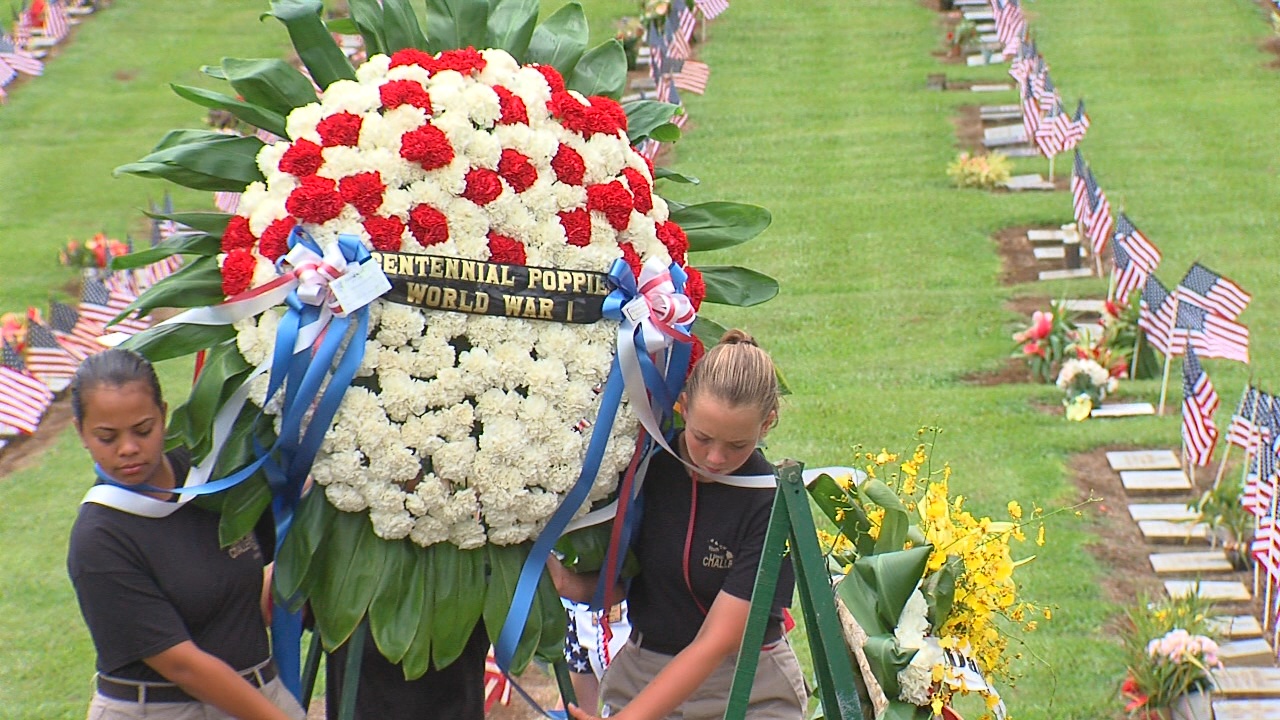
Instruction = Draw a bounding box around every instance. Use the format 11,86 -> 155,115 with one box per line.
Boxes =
1008,37 -> 1038,86
1169,296 -> 1250,364
673,59 -> 709,94
1138,275 -> 1175,355
1033,67 -> 1059,116
49,300 -> 103,361
0,341 -> 53,435
1032,100 -> 1065,157
1058,98 -> 1089,153
214,191 -> 241,214
647,23 -> 667,86
1176,262 -> 1250,320
1083,168 -> 1114,256
23,321 -> 78,383
1181,347 -> 1219,467
1110,237 -> 1145,307
0,57 -> 16,88
12,15 -> 32,51
1227,386 -> 1262,450
1112,213 -> 1161,274
43,0 -> 69,42
1253,493 -> 1280,579
79,276 -> 149,336
694,0 -> 729,21
1020,80 -> 1041,143
1071,150 -> 1089,232
677,0 -> 697,42
1242,429 -> 1276,519
666,0 -> 692,60
0,35 -> 42,75
995,0 -> 1025,56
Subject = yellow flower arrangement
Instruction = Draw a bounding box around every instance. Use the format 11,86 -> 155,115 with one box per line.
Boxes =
809,429 -> 1083,720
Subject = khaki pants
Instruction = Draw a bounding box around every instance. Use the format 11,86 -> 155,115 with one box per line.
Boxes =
599,638 -> 807,720
86,676 -> 306,720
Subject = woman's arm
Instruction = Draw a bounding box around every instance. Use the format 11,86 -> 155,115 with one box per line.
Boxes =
547,556 -> 627,606
145,641 -> 295,720
567,590 -> 750,720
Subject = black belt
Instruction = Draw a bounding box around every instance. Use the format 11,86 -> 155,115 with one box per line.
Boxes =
95,660 -> 276,704
631,627 -> 784,656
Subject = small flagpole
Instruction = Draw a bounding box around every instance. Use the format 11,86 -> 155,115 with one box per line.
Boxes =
1129,332 -> 1142,381
1249,431 -> 1265,602
1265,485 -> 1279,633
1213,384 -> 1253,490
1047,153 -> 1055,182
1157,350 -> 1174,416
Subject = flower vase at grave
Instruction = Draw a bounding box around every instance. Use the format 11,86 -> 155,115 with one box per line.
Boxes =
1166,689 -> 1213,720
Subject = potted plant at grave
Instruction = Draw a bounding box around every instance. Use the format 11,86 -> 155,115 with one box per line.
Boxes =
945,18 -> 978,58
1011,301 -> 1078,382
1190,480 -> 1253,571
1100,294 -> 1161,380
615,16 -> 645,70
946,151 -> 1011,189
1120,592 -> 1222,720
109,0 -> 778,690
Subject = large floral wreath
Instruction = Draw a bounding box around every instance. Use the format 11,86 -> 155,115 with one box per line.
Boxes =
113,0 -> 775,681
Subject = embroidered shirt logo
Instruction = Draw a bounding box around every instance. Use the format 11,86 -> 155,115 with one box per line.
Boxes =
228,534 -> 261,560
702,539 -> 734,569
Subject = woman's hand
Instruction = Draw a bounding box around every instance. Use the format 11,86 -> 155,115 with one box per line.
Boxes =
566,702 -> 604,720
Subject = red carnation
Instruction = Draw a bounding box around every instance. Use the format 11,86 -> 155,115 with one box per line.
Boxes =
436,47 -> 487,75
586,181 -> 634,231
497,149 -> 537,193
286,175 -> 345,224
463,168 -> 503,205
493,86 -> 528,125
316,112 -> 363,147
279,139 -> 324,177
389,48 -> 439,72
364,215 -> 407,252
656,221 -> 689,265
220,215 -> 257,253
221,248 -> 257,297
686,336 -> 706,378
531,64 -> 566,93
623,167 -> 653,214
551,144 -> 586,186
339,171 -> 386,216
683,266 -> 706,311
618,242 -> 642,279
548,91 -> 588,131
380,79 -> 433,113
558,208 -> 591,247
258,218 -> 296,261
408,205 -> 449,247
583,96 -> 627,137
400,124 -> 455,170
487,231 -> 527,265
642,154 -> 655,179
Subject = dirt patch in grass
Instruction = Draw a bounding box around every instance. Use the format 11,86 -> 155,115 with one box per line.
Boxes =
1261,36 -> 1280,69
960,357 -> 1034,386
951,104 -> 985,150
0,397 -> 74,479
993,225 -> 1052,285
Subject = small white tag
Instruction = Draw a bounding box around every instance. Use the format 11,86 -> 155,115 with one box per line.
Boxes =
329,260 -> 391,316
622,297 -> 649,324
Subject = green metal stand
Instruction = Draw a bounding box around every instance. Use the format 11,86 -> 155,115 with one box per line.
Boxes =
726,460 -> 865,720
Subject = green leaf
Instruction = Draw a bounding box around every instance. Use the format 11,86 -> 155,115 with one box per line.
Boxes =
431,545 -> 486,668
222,57 -> 323,118
369,540 -> 426,665
835,545 -> 933,635
115,132 -> 266,192
266,0 -> 357,89
109,232 -> 219,271
325,17 -> 360,34
201,65 -> 229,81
922,555 -> 961,635
532,569 -> 565,664
566,40 -> 627,99
113,255 -> 225,322
143,211 -> 233,237
525,3 -> 588,76
806,473 -> 870,544
654,167 -> 699,184
381,0 -> 429,53
171,84 -> 289,139
648,122 -> 681,143
482,544 -> 543,671
181,340 -> 253,460
622,100 -> 679,144
274,490 -> 337,605
216,478 -> 272,548
345,0 -> 387,56
120,320 -> 236,362
671,202 -> 772,253
312,509 -> 388,650
399,547 -> 436,680
485,0 -> 539,60
698,265 -> 780,307
691,315 -> 728,349
424,0 -> 489,54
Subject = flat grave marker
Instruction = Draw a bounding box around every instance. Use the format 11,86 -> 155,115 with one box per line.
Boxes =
1164,579 -> 1251,602
953,0 -> 989,6
1002,146 -> 1041,158
984,124 -> 1026,141
980,110 -> 1021,121
1219,638 -> 1276,666
980,103 -> 1020,114
1214,700 -> 1280,720
1032,247 -> 1065,260
1130,504 -> 1201,522
1138,520 -> 1208,543
1091,402 -> 1157,418
1107,449 -> 1180,470
1148,551 -> 1232,574
1061,299 -> 1108,314
1213,668 -> 1280,699
978,32 -> 999,43
970,83 -> 1014,92
1004,174 -> 1056,191
1120,469 -> 1191,492
1026,229 -> 1065,241
1037,267 -> 1094,281
962,9 -> 995,20
1208,615 -> 1263,639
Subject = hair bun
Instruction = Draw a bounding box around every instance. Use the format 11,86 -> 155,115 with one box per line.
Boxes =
718,329 -> 758,347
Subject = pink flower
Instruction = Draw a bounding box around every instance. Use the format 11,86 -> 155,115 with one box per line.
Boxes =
1015,311 -> 1054,343
1022,341 -> 1045,358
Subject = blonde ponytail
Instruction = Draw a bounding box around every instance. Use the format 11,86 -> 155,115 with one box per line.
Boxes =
684,329 -> 779,425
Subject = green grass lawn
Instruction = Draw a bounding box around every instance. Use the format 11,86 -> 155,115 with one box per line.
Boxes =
2,0 -> 1279,718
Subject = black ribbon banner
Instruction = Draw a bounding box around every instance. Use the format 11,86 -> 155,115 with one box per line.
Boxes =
370,251 -> 610,324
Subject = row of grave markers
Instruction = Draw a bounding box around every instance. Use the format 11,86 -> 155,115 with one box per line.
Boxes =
0,1 -> 102,103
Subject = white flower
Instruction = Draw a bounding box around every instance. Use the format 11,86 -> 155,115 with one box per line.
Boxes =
897,637 -> 944,707
894,590 -> 930,650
